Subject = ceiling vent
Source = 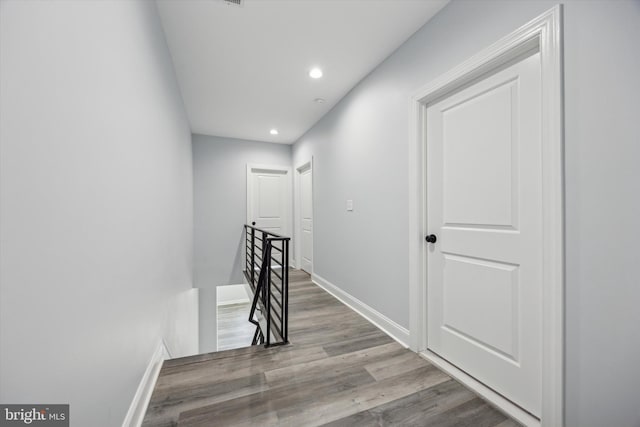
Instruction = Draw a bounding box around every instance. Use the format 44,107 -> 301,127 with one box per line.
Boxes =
223,0 -> 243,7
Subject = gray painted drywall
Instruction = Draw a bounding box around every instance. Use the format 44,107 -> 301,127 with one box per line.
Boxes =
193,134 -> 292,288
198,288 -> 218,354
193,134 -> 291,351
0,1 -> 193,426
293,1 -> 640,426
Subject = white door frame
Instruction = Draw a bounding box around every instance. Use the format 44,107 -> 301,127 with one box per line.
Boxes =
246,163 -> 293,264
294,158 -> 313,272
408,6 -> 563,427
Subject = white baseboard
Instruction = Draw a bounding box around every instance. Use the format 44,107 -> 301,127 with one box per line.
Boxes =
311,273 -> 410,348
217,284 -> 250,306
252,265 -> 284,271
122,341 -> 169,427
419,350 -> 540,427
218,298 -> 251,306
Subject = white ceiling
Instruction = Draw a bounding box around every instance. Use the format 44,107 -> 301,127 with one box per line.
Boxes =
156,0 -> 449,144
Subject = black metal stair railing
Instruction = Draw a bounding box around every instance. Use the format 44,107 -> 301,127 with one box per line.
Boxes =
243,224 -> 289,347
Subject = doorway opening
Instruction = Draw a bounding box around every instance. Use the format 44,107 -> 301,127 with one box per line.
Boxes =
408,6 -> 564,427
295,160 -> 313,274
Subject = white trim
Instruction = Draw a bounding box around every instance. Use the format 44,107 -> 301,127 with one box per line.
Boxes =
408,6 -> 564,426
419,350 -> 540,427
294,158 -> 314,275
312,273 -> 409,348
251,265 -> 284,271
242,282 -> 254,303
246,163 -> 294,265
122,341 -> 169,427
216,284 -> 250,306
217,298 -> 250,306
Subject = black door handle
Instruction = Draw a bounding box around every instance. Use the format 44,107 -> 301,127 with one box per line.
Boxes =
425,234 -> 437,243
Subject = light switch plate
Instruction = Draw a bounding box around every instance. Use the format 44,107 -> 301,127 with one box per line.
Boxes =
346,199 -> 353,211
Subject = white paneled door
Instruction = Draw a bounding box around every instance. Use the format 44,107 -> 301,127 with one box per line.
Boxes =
426,52 -> 542,416
298,163 -> 313,273
247,165 -> 291,238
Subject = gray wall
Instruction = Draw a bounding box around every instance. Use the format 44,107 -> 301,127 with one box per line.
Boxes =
193,134 -> 292,289
0,1 -> 193,426
193,134 -> 291,351
293,1 -> 640,426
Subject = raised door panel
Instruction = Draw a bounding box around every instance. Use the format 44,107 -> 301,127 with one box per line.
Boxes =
442,79 -> 518,229
442,255 -> 520,362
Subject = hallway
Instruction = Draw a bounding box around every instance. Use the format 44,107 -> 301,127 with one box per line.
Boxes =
2,1 -> 640,425
143,270 -> 520,426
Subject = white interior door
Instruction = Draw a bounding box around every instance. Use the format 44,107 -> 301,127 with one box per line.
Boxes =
297,163 -> 313,273
247,165 -> 291,238
426,52 -> 542,416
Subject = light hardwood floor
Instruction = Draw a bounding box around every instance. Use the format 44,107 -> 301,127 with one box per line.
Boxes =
143,270 -> 522,427
217,302 -> 255,351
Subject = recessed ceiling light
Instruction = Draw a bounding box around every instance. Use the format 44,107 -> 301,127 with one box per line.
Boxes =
270,129 -> 279,135
314,98 -> 326,104
309,68 -> 323,79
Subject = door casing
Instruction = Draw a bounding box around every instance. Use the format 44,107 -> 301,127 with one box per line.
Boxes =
408,6 -> 564,427
294,159 -> 313,273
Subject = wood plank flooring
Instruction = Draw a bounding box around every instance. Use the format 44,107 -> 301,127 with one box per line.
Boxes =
217,302 -> 254,351
143,270 -> 521,427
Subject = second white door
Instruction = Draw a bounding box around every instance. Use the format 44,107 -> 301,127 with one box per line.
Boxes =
297,163 -> 313,273
247,164 -> 291,238
426,52 -> 543,416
